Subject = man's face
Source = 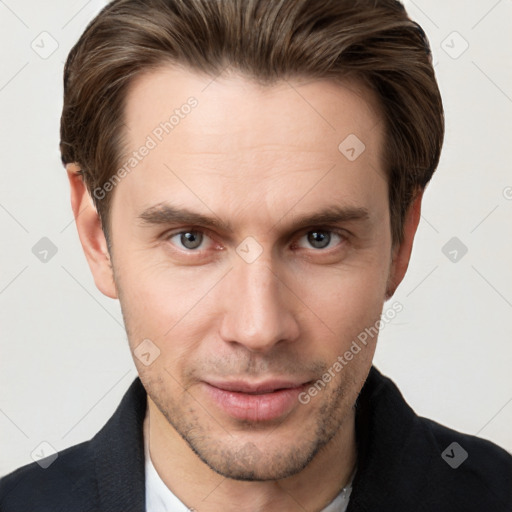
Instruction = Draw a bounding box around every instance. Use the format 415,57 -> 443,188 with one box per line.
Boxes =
108,67 -> 392,480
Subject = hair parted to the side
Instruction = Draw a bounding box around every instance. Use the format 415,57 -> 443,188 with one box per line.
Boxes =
60,0 -> 444,248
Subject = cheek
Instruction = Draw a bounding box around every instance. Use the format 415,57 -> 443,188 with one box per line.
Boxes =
291,257 -> 389,351
115,258 -> 226,362
117,246 -> 219,314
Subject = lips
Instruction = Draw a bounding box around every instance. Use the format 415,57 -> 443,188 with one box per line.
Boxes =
206,379 -> 306,394
201,378 -> 310,422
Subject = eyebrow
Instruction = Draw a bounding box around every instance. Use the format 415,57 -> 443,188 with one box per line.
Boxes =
137,202 -> 370,233
138,203 -> 231,231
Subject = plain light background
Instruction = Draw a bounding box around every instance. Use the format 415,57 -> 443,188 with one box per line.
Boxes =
1,0 -> 511,476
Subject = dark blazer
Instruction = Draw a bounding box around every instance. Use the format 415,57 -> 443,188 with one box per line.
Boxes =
1,367 -> 511,511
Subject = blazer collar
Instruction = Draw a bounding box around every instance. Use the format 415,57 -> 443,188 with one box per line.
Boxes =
347,366 -> 437,511
92,377 -> 147,511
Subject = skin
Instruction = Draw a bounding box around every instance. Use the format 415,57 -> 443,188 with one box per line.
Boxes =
68,67 -> 422,512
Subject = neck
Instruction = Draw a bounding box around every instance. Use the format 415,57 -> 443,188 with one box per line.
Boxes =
146,398 -> 357,512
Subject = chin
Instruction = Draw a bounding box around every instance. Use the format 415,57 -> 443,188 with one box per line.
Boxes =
193,441 -> 320,482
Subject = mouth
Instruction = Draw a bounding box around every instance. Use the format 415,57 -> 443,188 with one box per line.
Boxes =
201,379 -> 311,422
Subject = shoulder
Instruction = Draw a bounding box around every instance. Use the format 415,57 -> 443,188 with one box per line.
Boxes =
0,378 -> 147,512
354,367 -> 512,511
0,441 -> 98,512
418,415 -> 512,508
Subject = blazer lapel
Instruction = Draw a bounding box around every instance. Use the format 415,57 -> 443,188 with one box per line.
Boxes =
92,378 -> 147,511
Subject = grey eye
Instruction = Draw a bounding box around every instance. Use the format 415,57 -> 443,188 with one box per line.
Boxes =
297,230 -> 343,250
173,231 -> 204,250
307,231 -> 331,249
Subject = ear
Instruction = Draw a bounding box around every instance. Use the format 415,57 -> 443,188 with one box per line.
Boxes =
385,189 -> 424,300
66,163 -> 118,299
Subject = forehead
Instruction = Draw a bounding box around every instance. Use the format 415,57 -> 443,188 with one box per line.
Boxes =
122,65 -> 383,153
115,65 -> 386,226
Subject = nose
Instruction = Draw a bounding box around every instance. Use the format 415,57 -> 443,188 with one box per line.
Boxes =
219,257 -> 300,353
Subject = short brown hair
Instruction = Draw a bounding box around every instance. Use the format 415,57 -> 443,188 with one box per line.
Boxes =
60,0 -> 444,247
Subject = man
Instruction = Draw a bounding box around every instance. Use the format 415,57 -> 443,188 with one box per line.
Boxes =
1,0 -> 511,510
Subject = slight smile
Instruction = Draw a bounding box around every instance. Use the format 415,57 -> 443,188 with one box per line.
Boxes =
201,379 -> 312,422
